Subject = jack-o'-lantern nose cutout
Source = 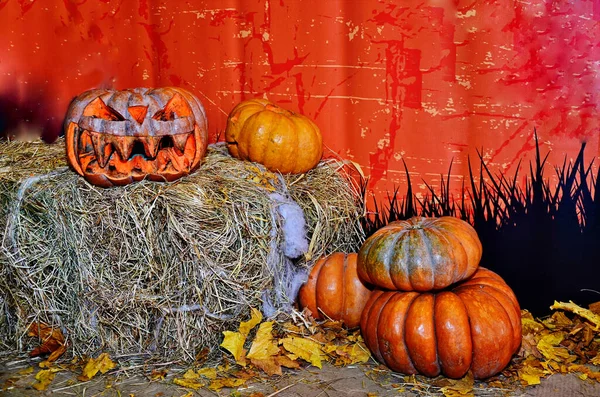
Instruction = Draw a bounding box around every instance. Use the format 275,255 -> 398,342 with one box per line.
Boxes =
128,105 -> 148,124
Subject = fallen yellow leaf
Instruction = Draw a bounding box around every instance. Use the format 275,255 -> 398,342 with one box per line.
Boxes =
208,377 -> 247,391
173,378 -> 204,390
568,365 -> 600,382
280,337 -> 325,369
247,322 -> 279,360
173,369 -> 205,390
18,366 -> 34,375
221,331 -> 247,366
550,301 -> 600,330
197,367 -> 217,380
348,342 -> 371,364
439,371 -> 474,397
518,365 -> 546,386
250,357 -> 282,376
537,333 -> 573,363
276,354 -> 300,369
239,308 -> 263,336
521,316 -> 545,335
32,368 -> 60,391
80,353 -> 116,380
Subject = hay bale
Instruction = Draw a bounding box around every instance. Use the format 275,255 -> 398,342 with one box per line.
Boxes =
0,139 -> 364,362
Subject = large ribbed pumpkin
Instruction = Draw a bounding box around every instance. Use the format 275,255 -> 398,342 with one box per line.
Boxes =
225,98 -> 323,174
357,216 -> 482,291
360,267 -> 521,379
298,253 -> 371,328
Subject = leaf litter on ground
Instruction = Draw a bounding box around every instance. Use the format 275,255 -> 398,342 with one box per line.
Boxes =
5,300 -> 600,394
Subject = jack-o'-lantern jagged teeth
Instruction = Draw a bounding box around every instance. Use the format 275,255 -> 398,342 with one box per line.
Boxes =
106,135 -> 136,161
171,133 -> 190,154
139,136 -> 161,159
90,132 -> 114,168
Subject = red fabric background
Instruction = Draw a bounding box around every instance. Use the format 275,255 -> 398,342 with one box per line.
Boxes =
0,0 -> 598,201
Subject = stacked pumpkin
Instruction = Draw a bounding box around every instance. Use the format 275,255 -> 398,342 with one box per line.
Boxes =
299,216 -> 522,380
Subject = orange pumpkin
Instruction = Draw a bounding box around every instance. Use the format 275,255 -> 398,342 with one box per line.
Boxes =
225,98 -> 323,174
298,252 -> 371,328
64,87 -> 208,188
357,216 -> 482,291
360,267 -> 521,379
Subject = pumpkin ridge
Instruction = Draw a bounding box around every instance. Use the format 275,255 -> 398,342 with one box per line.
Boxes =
434,291 -> 473,378
311,256 -> 327,317
357,237 -> 376,285
432,293 -> 441,376
389,230 -> 410,291
435,217 -> 481,278
429,227 -> 464,284
409,229 -> 434,291
456,286 -> 514,379
364,227 -> 398,289
285,115 -> 301,173
460,281 -> 522,353
402,292 -> 421,374
421,227 -> 449,290
370,291 -> 395,364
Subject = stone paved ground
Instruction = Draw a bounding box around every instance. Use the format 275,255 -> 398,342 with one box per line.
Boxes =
1,355 -> 599,397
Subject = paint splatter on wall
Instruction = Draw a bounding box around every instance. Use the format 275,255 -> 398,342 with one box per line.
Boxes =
0,0 -> 598,200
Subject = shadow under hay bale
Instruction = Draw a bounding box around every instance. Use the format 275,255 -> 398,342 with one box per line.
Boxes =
0,139 -> 364,362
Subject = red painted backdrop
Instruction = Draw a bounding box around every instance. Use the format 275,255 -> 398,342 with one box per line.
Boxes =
0,0 -> 598,201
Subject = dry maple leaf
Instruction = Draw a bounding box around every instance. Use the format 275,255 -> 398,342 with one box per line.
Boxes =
247,322 -> 279,360
173,369 -> 205,390
221,331 -> 248,366
79,353 -> 116,381
32,368 -> 61,391
439,371 -> 474,397
280,336 -> 325,369
27,322 -> 67,362
208,377 -> 248,391
220,308 -> 263,366
550,301 -> 600,330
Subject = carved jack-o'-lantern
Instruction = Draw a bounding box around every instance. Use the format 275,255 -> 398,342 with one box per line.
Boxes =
64,87 -> 209,187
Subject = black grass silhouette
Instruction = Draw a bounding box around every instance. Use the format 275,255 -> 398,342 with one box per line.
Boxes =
361,132 -> 600,316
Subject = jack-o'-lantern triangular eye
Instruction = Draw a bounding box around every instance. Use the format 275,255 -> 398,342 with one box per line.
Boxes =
153,93 -> 192,121
83,97 -> 125,121
128,105 -> 148,124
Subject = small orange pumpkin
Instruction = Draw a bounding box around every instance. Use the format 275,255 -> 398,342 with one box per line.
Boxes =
357,216 -> 482,291
360,267 -> 521,379
298,252 -> 371,328
64,87 -> 208,187
225,98 -> 323,174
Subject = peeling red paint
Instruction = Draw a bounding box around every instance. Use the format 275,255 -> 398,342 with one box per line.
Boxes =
138,0 -> 149,19
139,20 -> 174,79
17,0 -> 37,15
88,23 -> 103,43
62,0 -> 85,24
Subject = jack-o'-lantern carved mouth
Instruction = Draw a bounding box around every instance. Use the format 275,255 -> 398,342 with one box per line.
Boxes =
65,88 -> 208,187
77,129 -> 197,177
